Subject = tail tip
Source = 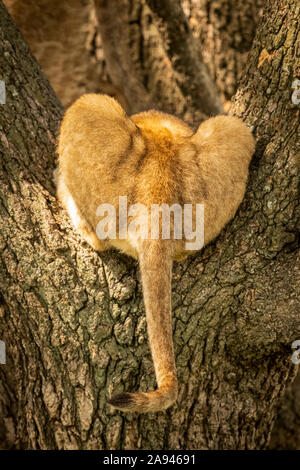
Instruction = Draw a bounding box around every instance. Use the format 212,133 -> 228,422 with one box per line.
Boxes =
108,392 -> 136,411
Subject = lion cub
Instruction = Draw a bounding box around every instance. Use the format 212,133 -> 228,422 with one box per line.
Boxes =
56,94 -> 255,413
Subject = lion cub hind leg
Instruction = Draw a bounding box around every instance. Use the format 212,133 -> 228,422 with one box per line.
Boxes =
54,169 -> 109,252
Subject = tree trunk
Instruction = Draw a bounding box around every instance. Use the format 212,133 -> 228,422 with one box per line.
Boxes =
182,0 -> 264,108
0,0 -> 299,450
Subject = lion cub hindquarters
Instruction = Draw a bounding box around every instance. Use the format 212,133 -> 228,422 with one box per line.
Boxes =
57,95 -> 255,258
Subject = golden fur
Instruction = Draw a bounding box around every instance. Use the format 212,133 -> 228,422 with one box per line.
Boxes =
56,94 -> 255,413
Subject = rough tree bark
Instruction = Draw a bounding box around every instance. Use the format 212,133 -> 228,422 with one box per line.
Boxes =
94,0 -> 222,121
0,0 -> 299,450
182,0 -> 264,107
269,370 -> 300,450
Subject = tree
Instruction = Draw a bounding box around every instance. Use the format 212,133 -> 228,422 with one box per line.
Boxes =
3,0 -> 98,107
0,0 -> 299,450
